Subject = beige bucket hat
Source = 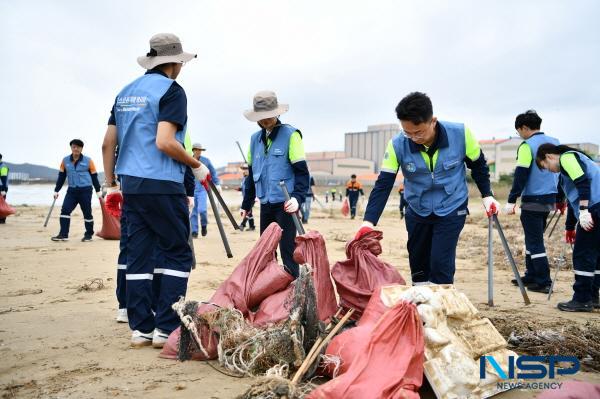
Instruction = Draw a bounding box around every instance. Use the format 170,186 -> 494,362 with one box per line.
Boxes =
244,91 -> 289,122
137,33 -> 197,70
192,143 -> 206,151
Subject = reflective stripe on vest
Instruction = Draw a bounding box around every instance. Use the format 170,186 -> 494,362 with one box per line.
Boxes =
114,73 -> 186,183
250,124 -> 296,204
392,121 -> 468,217
522,133 -> 560,197
64,155 -> 93,188
561,151 -> 600,218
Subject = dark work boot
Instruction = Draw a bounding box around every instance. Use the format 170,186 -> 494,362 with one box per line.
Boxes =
528,284 -> 551,294
512,275 -> 535,287
201,226 -> 207,237
557,300 -> 593,312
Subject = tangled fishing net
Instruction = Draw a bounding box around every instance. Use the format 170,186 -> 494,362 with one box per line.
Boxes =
174,264 -> 322,380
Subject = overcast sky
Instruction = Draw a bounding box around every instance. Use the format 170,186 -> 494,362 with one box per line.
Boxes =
2,0 -> 599,170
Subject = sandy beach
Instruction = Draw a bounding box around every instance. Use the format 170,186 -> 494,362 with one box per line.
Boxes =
1,195 -> 599,398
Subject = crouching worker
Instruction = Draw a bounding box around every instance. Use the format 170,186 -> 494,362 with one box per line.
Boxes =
537,144 -> 600,312
52,139 -> 102,242
240,91 -> 309,278
102,33 -> 210,347
355,92 -> 499,285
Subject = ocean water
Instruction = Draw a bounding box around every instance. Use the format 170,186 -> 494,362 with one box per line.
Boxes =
3,184 -> 94,207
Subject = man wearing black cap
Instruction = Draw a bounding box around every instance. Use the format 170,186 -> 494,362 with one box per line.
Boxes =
51,139 -> 102,241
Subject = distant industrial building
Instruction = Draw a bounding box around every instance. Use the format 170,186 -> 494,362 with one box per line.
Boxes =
344,124 -> 400,172
306,151 -> 374,176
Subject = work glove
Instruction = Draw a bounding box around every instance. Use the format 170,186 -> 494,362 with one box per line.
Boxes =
96,191 -> 103,199
579,209 -> 595,231
555,201 -> 567,215
284,197 -> 299,213
53,192 -> 59,200
0,191 -> 5,197
192,164 -> 211,188
187,196 -> 195,212
565,229 -> 576,244
482,196 -> 500,217
105,186 -> 123,218
503,203 -> 516,215
354,221 -> 374,241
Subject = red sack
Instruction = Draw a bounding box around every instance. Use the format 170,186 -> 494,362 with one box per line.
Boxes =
0,196 -> 15,218
341,198 -> 350,217
537,381 -> 600,399
308,301 -> 424,399
160,222 -> 294,360
248,284 -> 295,327
331,230 -> 405,319
293,231 -> 338,322
321,286 -> 388,377
96,198 -> 121,240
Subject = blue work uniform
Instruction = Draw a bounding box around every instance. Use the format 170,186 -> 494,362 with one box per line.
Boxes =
54,155 -> 101,238
109,69 -> 192,335
301,176 -> 315,223
190,155 -> 219,234
365,121 -> 493,284
239,174 -> 256,229
507,132 -> 560,288
559,151 -> 600,303
241,121 -> 310,278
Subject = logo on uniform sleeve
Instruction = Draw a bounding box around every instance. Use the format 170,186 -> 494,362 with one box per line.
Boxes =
405,162 -> 416,172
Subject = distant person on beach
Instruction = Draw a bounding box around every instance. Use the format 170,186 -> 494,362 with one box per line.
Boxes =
51,139 -> 102,241
240,90 -> 309,278
398,182 -> 407,219
101,33 -> 208,348
345,174 -> 364,219
301,175 -> 316,224
238,163 -> 255,231
189,143 -> 220,238
0,154 -> 9,224
356,92 -> 499,285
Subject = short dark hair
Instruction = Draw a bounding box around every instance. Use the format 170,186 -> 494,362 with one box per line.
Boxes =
351,174 -> 357,178
515,110 -> 542,130
70,139 -> 84,147
395,92 -> 433,124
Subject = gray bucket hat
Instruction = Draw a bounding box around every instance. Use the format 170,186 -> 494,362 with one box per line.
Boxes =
244,90 -> 289,122
137,33 -> 197,70
192,143 -> 206,150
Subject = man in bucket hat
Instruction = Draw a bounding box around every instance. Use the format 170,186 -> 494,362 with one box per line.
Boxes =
102,33 -> 210,348
241,91 -> 309,278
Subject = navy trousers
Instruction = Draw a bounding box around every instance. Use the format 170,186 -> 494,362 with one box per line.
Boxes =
123,193 -> 192,334
116,212 -> 128,309
348,193 -> 359,218
405,206 -> 467,284
520,210 -> 552,287
572,213 -> 600,303
59,187 -> 93,237
260,202 -> 299,278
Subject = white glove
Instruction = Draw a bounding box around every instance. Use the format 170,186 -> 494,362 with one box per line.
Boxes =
96,191 -> 103,199
0,191 -> 5,196
216,184 -> 223,193
188,196 -> 195,211
192,164 -> 210,184
503,202 -> 516,215
284,197 -> 299,213
579,209 -> 595,231
53,192 -> 59,199
482,196 -> 500,217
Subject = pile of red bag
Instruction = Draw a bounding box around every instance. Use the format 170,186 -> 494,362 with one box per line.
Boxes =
160,222 -> 338,360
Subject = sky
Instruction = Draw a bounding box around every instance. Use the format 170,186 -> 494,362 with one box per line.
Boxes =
2,0 -> 599,171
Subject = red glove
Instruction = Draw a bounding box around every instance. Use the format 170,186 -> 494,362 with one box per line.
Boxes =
105,188 -> 123,218
354,222 -> 374,240
555,202 -> 567,215
565,229 -> 576,244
